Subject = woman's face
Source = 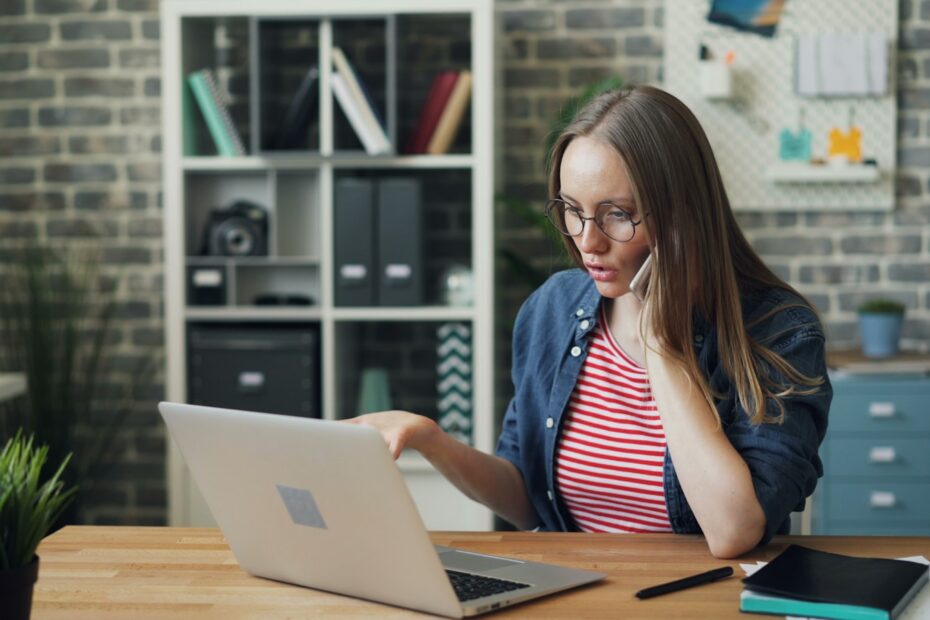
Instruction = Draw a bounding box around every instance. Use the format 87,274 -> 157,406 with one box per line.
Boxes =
559,135 -> 651,299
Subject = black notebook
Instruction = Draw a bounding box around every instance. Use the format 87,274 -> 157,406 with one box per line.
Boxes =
741,545 -> 928,620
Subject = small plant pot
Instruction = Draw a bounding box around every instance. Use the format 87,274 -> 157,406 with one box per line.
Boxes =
858,312 -> 903,359
0,556 -> 39,620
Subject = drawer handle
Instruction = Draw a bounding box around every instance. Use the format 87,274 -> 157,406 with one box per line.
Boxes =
869,491 -> 896,508
868,402 -> 896,418
238,371 -> 265,392
868,447 -> 897,463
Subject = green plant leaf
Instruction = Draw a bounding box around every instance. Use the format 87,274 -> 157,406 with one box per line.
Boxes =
498,76 -> 624,295
857,298 -> 906,314
499,248 -> 550,291
0,431 -> 76,568
496,194 -> 564,247
0,244 -> 159,524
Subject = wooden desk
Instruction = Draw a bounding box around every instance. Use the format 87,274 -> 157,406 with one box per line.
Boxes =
34,527 -> 930,619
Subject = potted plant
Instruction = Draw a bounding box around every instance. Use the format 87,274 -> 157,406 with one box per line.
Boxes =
0,431 -> 76,620
857,298 -> 906,359
497,76 -> 625,293
0,245 -> 156,524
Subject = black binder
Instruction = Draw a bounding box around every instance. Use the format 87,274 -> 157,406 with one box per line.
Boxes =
377,178 -> 423,306
334,178 -> 376,306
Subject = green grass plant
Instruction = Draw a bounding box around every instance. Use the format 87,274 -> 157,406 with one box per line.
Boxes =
0,431 -> 76,569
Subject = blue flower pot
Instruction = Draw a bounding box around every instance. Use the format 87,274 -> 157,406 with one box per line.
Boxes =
858,312 -> 903,359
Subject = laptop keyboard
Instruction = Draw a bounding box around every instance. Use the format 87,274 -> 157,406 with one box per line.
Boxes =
445,569 -> 531,602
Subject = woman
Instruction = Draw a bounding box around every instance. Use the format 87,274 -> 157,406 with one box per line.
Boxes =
349,85 -> 831,559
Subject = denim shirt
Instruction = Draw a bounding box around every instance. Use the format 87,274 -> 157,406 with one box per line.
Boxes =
495,269 -> 831,544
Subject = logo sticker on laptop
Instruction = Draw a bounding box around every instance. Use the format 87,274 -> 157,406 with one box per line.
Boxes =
276,485 -> 327,529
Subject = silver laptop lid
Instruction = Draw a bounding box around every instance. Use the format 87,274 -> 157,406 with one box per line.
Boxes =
159,401 -> 463,618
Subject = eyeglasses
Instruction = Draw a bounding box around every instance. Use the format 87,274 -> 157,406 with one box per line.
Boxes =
545,198 -> 644,243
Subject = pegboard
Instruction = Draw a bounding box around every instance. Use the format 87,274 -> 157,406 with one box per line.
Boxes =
664,0 -> 896,211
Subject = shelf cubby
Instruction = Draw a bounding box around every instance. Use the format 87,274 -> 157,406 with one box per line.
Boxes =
181,16 -> 252,156
334,320 -> 470,422
332,167 -> 472,307
256,18 -> 321,153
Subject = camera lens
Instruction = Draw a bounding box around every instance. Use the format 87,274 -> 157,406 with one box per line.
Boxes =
202,201 -> 268,257
224,226 -> 253,255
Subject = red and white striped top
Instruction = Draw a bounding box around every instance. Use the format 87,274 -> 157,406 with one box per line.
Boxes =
555,309 -> 673,533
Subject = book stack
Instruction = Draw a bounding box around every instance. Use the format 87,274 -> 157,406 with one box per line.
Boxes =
405,69 -> 472,155
740,545 -> 929,620
331,47 -> 391,155
186,69 -> 247,157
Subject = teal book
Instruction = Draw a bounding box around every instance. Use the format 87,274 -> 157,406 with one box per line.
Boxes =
741,545 -> 928,620
181,77 -> 197,156
741,590 -> 916,620
186,69 -> 246,157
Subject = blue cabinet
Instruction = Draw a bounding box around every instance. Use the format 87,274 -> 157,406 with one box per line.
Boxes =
814,371 -> 930,535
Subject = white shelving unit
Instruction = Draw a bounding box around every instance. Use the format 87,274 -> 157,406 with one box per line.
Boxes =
764,162 -> 881,184
161,0 -> 494,530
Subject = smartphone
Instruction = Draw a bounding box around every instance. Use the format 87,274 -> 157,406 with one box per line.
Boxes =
629,254 -> 653,301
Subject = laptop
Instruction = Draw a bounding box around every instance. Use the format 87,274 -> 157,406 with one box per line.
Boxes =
159,402 -> 606,618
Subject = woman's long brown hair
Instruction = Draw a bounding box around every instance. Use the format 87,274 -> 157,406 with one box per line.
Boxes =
547,85 -> 823,425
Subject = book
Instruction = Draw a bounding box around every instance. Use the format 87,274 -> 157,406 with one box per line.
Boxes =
404,70 -> 459,154
181,75 -> 198,156
332,72 -> 384,155
426,70 -> 472,155
330,47 -> 390,154
270,65 -> 319,150
186,69 -> 246,157
740,545 -> 929,620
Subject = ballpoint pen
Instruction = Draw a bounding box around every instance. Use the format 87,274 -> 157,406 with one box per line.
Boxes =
635,566 -> 734,599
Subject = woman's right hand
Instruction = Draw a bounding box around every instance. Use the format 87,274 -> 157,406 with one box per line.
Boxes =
343,411 -> 441,460
347,411 -> 538,530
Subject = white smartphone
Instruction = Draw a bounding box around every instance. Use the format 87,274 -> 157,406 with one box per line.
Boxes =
629,253 -> 653,301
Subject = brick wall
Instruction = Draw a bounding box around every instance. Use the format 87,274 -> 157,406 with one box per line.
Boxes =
494,0 -> 665,417
492,5 -> 663,527
0,0 -> 164,525
494,0 -> 930,416
1,0 -> 927,524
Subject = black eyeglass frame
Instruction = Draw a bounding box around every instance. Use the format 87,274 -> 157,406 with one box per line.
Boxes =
544,198 -> 645,243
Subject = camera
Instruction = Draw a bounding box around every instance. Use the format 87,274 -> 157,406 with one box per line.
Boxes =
201,200 -> 268,257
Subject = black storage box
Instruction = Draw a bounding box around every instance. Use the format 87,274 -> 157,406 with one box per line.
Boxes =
187,265 -> 227,306
188,323 -> 320,418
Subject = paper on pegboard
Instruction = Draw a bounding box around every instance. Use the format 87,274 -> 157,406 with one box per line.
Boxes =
663,0 -> 896,211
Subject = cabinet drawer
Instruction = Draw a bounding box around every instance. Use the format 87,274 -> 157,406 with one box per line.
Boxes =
823,481 -> 930,523
819,522 -> 930,536
829,392 -> 930,433
825,437 -> 930,478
